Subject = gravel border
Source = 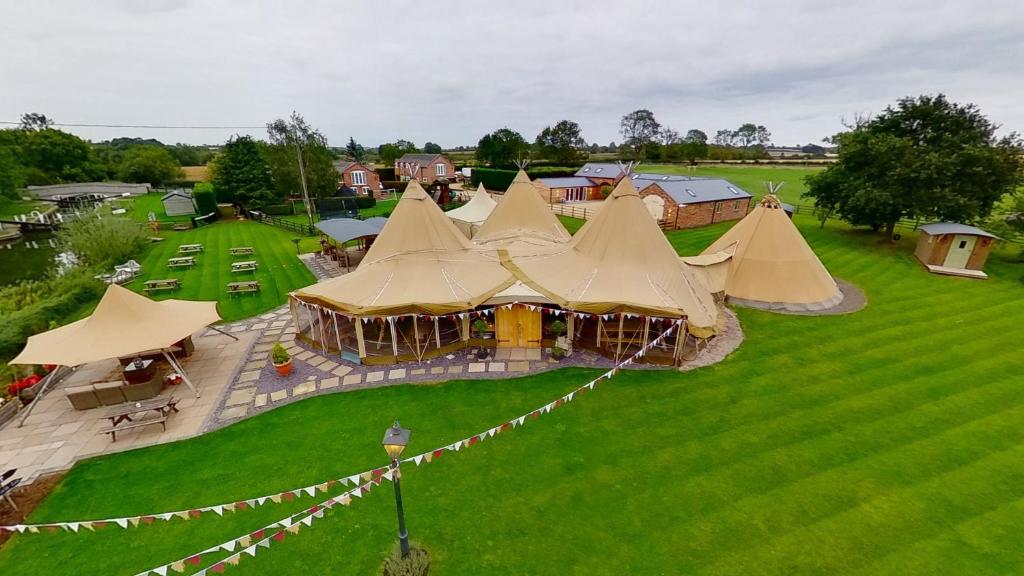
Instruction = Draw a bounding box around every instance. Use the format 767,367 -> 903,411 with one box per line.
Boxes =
729,278 -> 867,317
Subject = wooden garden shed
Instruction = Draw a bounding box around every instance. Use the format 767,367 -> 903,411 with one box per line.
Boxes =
161,190 -> 197,217
914,222 -> 999,279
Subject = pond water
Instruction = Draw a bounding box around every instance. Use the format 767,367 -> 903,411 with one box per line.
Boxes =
0,231 -> 68,286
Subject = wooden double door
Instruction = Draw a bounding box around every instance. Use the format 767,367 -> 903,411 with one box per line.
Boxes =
495,305 -> 542,348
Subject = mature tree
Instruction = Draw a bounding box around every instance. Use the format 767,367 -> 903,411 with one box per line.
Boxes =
713,129 -> 736,147
265,112 -> 337,201
804,94 -> 1024,238
378,139 -> 418,166
659,127 -> 681,145
345,137 -> 366,162
685,129 -> 708,144
619,110 -> 661,158
18,128 -> 104,182
476,128 -> 529,167
733,123 -> 771,147
209,135 -> 275,208
165,144 -> 213,166
0,146 -> 22,199
116,145 -> 183,186
19,113 -> 53,131
534,120 -> 587,164
423,141 -> 443,154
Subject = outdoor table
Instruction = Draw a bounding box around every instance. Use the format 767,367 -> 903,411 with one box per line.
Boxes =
227,280 -> 261,297
167,256 -> 195,269
178,243 -> 204,254
123,358 -> 156,385
144,279 -> 180,292
103,396 -> 179,427
231,260 -> 258,273
230,246 -> 255,256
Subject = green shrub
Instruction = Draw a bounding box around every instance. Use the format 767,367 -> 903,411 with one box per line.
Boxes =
57,217 -> 148,268
193,183 -> 218,217
271,343 -> 290,364
0,272 -> 104,361
381,544 -> 430,576
354,196 -> 376,209
263,204 -> 294,216
547,319 -> 567,337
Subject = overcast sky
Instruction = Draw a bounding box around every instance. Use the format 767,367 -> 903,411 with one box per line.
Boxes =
2,0 -> 1022,148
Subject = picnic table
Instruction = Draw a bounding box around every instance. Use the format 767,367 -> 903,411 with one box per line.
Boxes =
167,256 -> 195,269
144,278 -> 180,293
178,243 -> 204,254
230,246 -> 255,256
227,280 -> 261,297
231,260 -> 258,274
172,223 -> 191,231
98,397 -> 179,442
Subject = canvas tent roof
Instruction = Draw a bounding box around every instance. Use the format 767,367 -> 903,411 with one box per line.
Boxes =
473,170 -> 572,247
294,181 -> 514,315
446,184 -> 497,237
315,217 -> 387,245
11,284 -> 220,367
509,177 -> 718,334
701,195 -> 843,311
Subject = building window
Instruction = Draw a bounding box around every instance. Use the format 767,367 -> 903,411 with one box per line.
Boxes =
435,163 -> 446,176
733,200 -> 741,211
715,202 -> 723,214
362,186 -> 370,195
351,171 -> 366,186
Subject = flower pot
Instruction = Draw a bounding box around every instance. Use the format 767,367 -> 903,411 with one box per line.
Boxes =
273,359 -> 293,376
475,348 -> 489,360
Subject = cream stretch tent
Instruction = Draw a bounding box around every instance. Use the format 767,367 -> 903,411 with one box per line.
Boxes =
510,176 -> 719,336
11,283 -> 221,398
295,180 -> 515,316
473,170 -> 571,248
701,195 -> 843,311
446,184 -> 497,238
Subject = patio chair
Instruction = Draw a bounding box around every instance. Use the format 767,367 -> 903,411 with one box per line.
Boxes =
66,385 -> 101,410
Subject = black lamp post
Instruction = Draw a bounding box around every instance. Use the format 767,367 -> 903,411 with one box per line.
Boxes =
382,421 -> 411,558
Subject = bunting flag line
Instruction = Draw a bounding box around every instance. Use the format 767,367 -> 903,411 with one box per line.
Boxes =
132,477 -> 388,576
3,323 -> 679,536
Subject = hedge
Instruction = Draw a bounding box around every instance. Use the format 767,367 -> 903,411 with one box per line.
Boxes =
0,280 -> 105,361
263,204 -> 294,216
381,181 -> 409,194
354,196 -> 376,209
470,166 -> 582,190
193,183 -> 218,217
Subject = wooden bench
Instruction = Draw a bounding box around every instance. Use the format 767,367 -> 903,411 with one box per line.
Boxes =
230,246 -> 255,256
98,414 -> 168,443
144,279 -> 180,292
231,260 -> 258,274
227,281 -> 261,297
167,256 -> 195,269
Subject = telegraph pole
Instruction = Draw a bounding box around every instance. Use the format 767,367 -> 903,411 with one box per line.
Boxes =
295,140 -> 315,233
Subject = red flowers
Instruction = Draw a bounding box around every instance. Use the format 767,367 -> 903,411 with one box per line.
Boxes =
7,374 -> 41,397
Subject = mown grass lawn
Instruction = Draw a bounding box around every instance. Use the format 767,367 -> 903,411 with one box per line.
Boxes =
1,215 -> 1022,575
129,220 -> 316,322
637,163 -> 823,205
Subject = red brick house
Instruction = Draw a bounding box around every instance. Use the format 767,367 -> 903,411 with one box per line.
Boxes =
630,174 -> 751,229
334,161 -> 381,199
395,153 -> 456,183
534,177 -> 601,203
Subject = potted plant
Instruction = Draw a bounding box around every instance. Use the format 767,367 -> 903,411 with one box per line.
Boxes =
471,318 -> 490,360
548,319 -> 570,357
272,343 -> 293,376
549,347 -> 566,362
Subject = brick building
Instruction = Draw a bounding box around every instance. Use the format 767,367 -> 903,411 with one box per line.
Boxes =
395,153 -> 456,183
334,161 -> 382,199
534,177 -> 601,203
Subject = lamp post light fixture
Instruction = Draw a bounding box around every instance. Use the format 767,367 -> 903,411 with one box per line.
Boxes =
382,421 -> 411,558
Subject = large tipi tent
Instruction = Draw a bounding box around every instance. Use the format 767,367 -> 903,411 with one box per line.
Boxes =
511,176 -> 719,335
473,170 -> 571,248
701,195 -> 843,311
446,184 -> 497,238
295,181 -> 514,315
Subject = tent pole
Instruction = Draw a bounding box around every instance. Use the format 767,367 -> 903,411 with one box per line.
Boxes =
434,316 -> 441,349
17,366 -> 64,427
389,318 -> 399,358
413,315 -> 421,360
566,312 -> 575,354
162,349 -> 199,398
461,314 -> 470,342
615,314 -> 625,362
354,318 -> 367,361
206,325 -> 239,341
642,316 -> 651,350
333,313 -> 342,354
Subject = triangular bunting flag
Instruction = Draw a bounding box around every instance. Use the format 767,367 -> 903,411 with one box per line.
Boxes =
300,516 -> 313,527
243,545 -> 257,558
170,560 -> 186,573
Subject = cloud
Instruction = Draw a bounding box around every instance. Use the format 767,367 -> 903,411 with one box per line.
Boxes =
1,0 -> 1021,147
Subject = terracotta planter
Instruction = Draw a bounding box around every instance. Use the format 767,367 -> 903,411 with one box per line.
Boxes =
273,359 -> 293,376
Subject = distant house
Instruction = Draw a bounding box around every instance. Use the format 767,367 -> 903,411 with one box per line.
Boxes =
161,189 -> 197,216
534,177 -> 600,203
395,153 -> 455,183
573,163 -> 626,187
914,222 -> 999,279
334,160 -> 381,199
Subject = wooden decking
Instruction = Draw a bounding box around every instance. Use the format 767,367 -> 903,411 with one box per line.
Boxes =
924,264 -> 988,279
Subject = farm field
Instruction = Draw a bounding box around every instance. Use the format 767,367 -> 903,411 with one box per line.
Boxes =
1,213 -> 1022,575
637,163 -> 823,205
125,220 -> 316,322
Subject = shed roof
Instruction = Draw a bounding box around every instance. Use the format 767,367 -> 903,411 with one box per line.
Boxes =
315,217 -> 388,245
919,222 -> 999,239
536,177 -> 595,188
160,190 -> 192,201
574,163 -> 625,178
635,177 -> 752,205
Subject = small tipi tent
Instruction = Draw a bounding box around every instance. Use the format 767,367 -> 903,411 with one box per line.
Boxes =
446,184 -> 497,238
473,170 -> 571,248
701,195 -> 843,311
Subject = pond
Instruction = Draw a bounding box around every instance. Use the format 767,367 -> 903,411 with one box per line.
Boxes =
0,231 -> 70,286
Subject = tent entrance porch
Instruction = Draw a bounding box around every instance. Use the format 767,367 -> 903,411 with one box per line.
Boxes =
495,305 -> 542,348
